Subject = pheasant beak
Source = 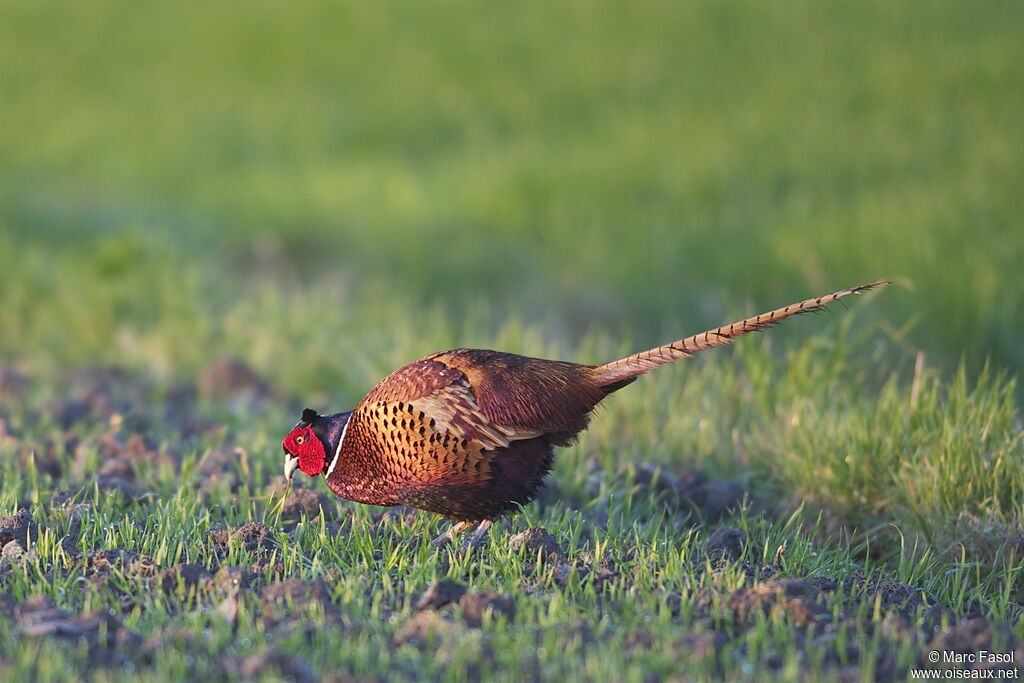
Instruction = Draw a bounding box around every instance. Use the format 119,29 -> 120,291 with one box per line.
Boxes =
283,452 -> 299,481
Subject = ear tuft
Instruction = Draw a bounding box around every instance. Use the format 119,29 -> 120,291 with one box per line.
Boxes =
301,408 -> 319,424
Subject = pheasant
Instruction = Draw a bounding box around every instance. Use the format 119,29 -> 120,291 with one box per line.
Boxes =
282,282 -> 887,547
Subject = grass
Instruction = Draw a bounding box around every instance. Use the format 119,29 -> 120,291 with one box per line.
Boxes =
0,465 -> 1014,682
1,331 -> 1021,679
1,0 -> 1022,679
1,0 -> 1023,372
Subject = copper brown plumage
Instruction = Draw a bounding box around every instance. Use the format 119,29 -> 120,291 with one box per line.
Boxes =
282,282 -> 888,541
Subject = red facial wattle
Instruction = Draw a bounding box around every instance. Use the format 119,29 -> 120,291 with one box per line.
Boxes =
284,426 -> 326,477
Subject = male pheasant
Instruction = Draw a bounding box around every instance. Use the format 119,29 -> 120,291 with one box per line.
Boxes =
282,282 -> 887,547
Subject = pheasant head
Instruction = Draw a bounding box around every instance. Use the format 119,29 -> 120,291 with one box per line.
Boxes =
283,408 -> 353,480
282,408 -> 326,479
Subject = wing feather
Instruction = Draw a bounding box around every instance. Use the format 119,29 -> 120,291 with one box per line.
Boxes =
360,349 -> 603,451
410,378 -> 542,451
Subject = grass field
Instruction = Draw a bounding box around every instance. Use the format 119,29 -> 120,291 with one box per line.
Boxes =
1,0 -> 1022,680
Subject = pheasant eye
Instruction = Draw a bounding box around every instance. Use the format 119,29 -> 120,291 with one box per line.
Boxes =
295,435 -> 305,444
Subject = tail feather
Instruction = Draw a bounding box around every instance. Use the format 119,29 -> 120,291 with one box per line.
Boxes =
590,281 -> 889,390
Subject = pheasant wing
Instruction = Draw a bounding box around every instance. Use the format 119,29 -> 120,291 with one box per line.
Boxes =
424,349 -> 607,446
360,356 -> 541,451
409,378 -> 542,450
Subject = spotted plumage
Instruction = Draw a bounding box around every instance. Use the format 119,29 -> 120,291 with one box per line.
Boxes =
320,349 -> 603,521
282,282 -> 888,535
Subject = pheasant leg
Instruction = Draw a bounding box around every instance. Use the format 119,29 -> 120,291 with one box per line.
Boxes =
457,520 -> 494,553
431,521 -> 475,548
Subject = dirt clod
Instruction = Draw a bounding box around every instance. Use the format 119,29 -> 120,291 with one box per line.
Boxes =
74,434 -> 127,472
0,510 -> 36,546
196,449 -> 243,494
215,589 -> 241,625
85,548 -> 159,578
675,630 -> 731,659
396,610 -> 458,647
1,540 -> 26,562
729,579 -> 830,628
417,579 -> 468,610
235,521 -> 273,551
807,576 -> 839,593
843,573 -> 928,616
626,630 -> 655,651
160,563 -> 211,595
509,527 -> 565,562
706,526 -> 746,561
213,565 -> 252,592
633,463 -> 710,497
14,594 -> 140,660
16,430 -> 65,477
459,590 -> 516,627
237,649 -> 317,683
95,475 -> 147,502
260,579 -> 336,620
281,486 -> 337,521
122,432 -> 156,458
207,528 -> 230,547
685,480 -> 746,523
633,463 -> 685,496
251,556 -> 285,579
208,521 -> 274,553
97,457 -> 135,480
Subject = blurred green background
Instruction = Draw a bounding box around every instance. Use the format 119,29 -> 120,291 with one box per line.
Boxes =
1,0 -> 1021,387
2,6 -> 1023,678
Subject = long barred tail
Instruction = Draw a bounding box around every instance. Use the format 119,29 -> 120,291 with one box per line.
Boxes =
590,281 -> 890,390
